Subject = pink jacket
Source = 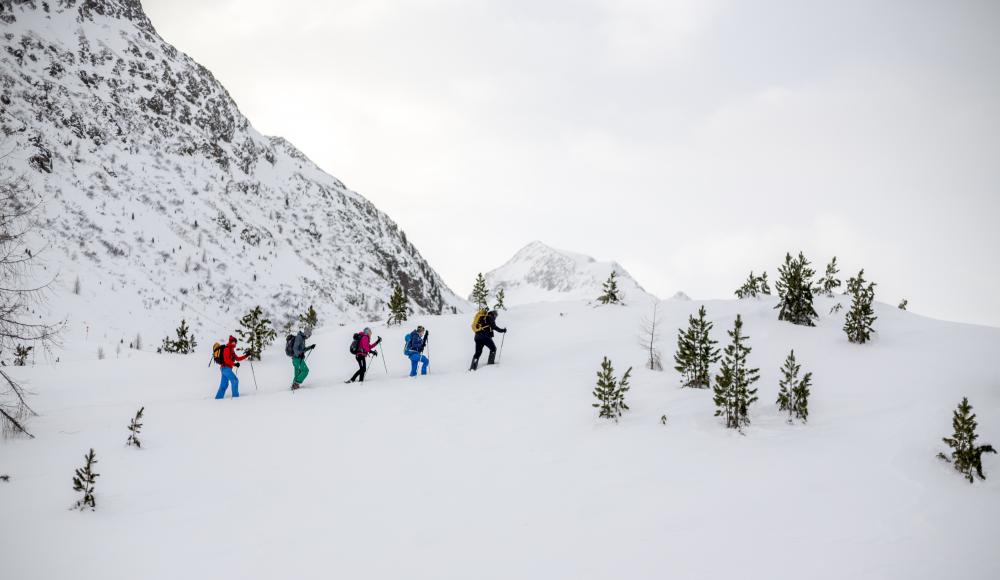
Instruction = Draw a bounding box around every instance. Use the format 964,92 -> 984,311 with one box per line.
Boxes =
358,333 -> 377,355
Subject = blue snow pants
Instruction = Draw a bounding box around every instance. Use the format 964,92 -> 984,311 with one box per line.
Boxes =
216,366 -> 239,399
408,352 -> 429,376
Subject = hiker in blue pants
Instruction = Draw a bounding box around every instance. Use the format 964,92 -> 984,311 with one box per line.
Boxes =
403,326 -> 429,377
213,335 -> 249,399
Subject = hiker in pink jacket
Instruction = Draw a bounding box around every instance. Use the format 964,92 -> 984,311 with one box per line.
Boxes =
346,327 -> 381,383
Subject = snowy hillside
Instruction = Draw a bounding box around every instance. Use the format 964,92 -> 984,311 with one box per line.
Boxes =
485,241 -> 653,305
3,296 -> 998,579
0,1 -> 465,354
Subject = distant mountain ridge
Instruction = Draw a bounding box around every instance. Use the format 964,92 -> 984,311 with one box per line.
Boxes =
484,241 -> 654,306
0,0 -> 465,344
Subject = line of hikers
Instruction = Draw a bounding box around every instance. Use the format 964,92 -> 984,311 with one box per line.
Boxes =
210,309 -> 508,398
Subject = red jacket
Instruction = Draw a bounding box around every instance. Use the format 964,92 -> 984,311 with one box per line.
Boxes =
221,336 -> 248,368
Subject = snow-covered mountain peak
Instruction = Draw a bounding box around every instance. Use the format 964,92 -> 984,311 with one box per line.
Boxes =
485,241 -> 653,306
0,1 -> 466,348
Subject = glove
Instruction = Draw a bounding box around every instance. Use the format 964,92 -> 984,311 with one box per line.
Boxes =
499,328 -> 507,333
371,350 -> 378,357
307,344 -> 316,351
235,362 -> 241,368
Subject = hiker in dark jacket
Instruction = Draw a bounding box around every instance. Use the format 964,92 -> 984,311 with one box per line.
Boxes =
216,335 -> 249,399
346,327 -> 380,383
470,310 -> 506,371
290,327 -> 315,391
404,325 -> 429,377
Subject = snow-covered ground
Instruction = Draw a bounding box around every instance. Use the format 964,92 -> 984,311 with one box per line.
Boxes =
2,297 -> 999,580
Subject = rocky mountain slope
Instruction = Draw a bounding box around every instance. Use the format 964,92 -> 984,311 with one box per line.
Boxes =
0,0 -> 465,352
484,241 -> 654,306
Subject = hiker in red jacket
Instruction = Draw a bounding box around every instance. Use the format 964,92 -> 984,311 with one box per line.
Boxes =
215,335 -> 249,399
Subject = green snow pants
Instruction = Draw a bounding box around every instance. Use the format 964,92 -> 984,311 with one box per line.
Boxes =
292,356 -> 309,384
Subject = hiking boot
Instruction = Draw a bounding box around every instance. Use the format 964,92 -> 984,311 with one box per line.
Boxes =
291,382 -> 300,391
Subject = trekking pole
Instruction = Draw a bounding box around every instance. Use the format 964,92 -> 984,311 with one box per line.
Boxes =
248,359 -> 259,391
498,332 -> 506,362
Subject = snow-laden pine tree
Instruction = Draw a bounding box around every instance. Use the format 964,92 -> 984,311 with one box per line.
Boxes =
592,357 -> 631,421
126,407 -> 144,448
776,350 -> 812,423
494,287 -> 507,311
844,270 -> 877,344
72,448 -> 99,511
713,315 -> 759,431
237,306 -> 277,360
298,305 -> 319,330
597,271 -> 622,305
775,252 -> 818,326
13,345 -> 31,366
814,256 -> 842,296
938,397 -> 996,483
758,271 -> 771,295
898,299 -> 908,311
674,306 -> 719,388
160,319 -> 197,354
471,273 -> 490,311
387,285 -> 408,326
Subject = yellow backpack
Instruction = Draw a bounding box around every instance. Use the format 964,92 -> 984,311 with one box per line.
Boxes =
471,309 -> 488,333
211,342 -> 225,365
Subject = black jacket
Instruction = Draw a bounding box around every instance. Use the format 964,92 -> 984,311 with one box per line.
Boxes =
475,313 -> 506,339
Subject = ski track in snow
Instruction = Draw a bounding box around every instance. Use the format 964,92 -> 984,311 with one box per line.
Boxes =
2,297 -> 999,580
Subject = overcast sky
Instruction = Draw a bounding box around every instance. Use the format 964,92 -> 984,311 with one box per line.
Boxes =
145,0 -> 1000,326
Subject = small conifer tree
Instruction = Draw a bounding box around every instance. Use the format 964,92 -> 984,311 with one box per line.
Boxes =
843,270 -> 877,344
387,285 -> 408,326
470,273 -> 490,311
776,350 -> 812,423
13,344 -> 31,366
674,306 -> 719,388
775,252 -> 818,326
237,306 -> 277,360
938,397 -> 996,483
814,257 -> 842,296
735,271 -> 760,299
592,357 -> 631,421
126,406 -> 144,448
494,287 -> 507,311
298,305 -> 319,330
597,271 -> 622,305
160,319 -> 197,354
829,302 -> 843,314
713,314 -> 759,431
898,299 -> 908,311
72,448 -> 99,511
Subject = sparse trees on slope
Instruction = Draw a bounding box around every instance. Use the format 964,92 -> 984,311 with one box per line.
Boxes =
592,357 -> 632,421
938,397 -> 996,483
237,306 -> 276,360
160,319 -> 197,354
776,350 -> 812,423
597,271 -> 622,305
814,257 -> 842,296
387,285 -> 408,326
775,252 -> 818,326
844,270 -> 877,344
639,301 -> 663,371
126,407 -> 144,448
713,314 -> 759,431
471,273 -> 490,311
674,306 -> 719,388
72,448 -> 99,511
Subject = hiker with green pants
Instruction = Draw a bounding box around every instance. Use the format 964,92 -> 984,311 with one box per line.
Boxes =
290,327 -> 315,391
